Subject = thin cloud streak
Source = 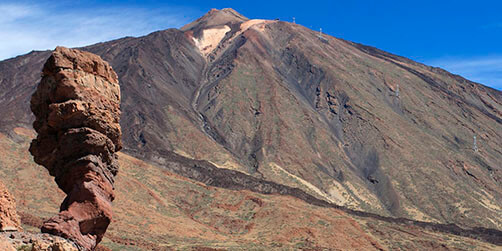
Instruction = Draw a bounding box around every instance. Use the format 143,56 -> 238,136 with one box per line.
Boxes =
0,2 -> 196,60
481,22 -> 502,30
427,56 -> 502,90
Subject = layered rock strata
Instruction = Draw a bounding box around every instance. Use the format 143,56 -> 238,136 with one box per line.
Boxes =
29,46 -> 121,250
0,180 -> 21,232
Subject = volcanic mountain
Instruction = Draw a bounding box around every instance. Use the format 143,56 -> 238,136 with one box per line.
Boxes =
0,8 -> 501,249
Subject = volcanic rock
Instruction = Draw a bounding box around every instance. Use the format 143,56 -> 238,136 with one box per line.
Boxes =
29,46 -> 121,250
0,180 -> 21,232
0,231 -> 78,251
0,235 -> 15,251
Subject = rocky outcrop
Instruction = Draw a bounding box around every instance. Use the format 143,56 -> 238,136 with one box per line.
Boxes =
0,181 -> 21,232
29,47 -> 121,250
1,232 -> 78,251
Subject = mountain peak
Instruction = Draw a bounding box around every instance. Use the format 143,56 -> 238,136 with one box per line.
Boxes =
181,8 -> 249,31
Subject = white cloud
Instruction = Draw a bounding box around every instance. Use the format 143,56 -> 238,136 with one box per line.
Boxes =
427,56 -> 502,90
0,3 -> 36,22
0,2 -> 197,60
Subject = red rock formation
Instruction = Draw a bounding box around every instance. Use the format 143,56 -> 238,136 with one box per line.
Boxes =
0,180 -> 21,232
29,46 -> 121,250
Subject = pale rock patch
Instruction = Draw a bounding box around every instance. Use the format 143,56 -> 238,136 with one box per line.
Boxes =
269,162 -> 336,204
239,19 -> 271,32
192,25 -> 231,56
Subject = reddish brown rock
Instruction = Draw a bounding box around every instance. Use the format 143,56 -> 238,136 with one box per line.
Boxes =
29,46 -> 121,250
0,235 -> 15,251
0,180 -> 21,232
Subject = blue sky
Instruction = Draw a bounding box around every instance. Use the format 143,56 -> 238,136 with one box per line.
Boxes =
1,0 -> 501,90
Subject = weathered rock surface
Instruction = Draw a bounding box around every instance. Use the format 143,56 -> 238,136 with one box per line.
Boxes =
1,232 -> 78,251
0,180 -> 21,232
29,46 -> 121,250
0,235 -> 15,251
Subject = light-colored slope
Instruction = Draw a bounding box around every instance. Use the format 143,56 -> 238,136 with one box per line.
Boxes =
192,25 -> 231,56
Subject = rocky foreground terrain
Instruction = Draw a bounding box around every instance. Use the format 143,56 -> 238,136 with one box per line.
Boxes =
1,131 -> 500,250
0,8 -> 501,250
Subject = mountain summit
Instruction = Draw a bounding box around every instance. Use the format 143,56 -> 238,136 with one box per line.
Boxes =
0,8 -> 501,249
181,8 -> 249,31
